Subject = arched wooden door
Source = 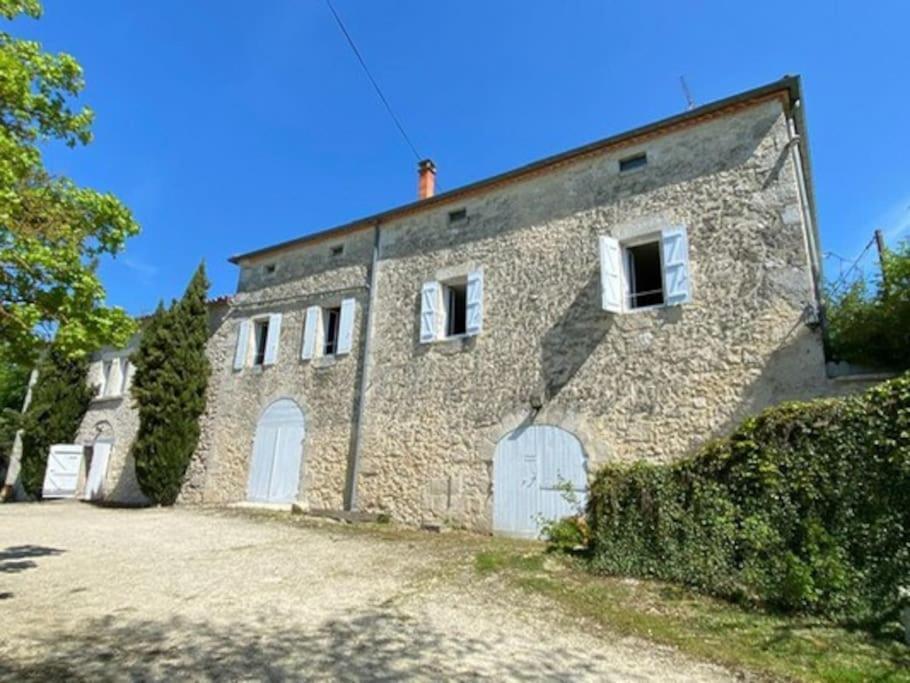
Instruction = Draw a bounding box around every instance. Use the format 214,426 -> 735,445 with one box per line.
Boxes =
493,425 -> 587,538
247,399 -> 305,503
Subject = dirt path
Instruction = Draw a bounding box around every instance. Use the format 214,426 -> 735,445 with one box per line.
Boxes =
0,502 -> 731,681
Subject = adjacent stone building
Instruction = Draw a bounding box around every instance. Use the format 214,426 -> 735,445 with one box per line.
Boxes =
15,76 -> 855,536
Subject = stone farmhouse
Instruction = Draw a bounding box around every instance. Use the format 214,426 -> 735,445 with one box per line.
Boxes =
18,76 -> 855,536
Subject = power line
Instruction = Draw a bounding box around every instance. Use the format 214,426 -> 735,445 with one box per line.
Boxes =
827,237 -> 876,297
324,0 -> 422,162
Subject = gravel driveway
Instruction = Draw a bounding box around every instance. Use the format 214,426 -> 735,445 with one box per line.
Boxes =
0,502 -> 730,681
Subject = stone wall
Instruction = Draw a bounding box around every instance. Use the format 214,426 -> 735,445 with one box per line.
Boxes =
76,335 -> 146,504
190,229 -> 374,509
354,98 -> 830,530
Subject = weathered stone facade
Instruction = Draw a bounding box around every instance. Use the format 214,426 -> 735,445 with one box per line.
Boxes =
21,78 -> 867,532
72,300 -> 231,505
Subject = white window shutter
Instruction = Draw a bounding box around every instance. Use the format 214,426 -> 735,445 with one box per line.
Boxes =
420,281 -> 440,343
661,226 -> 692,305
301,306 -> 320,360
233,320 -> 251,370
466,270 -> 484,335
263,313 -> 282,365
599,235 -> 623,313
337,298 -> 355,355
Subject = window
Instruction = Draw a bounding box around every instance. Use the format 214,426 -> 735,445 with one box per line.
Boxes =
330,244 -> 344,257
118,359 -> 130,395
253,319 -> 270,366
448,208 -> 467,224
264,263 -> 277,275
625,241 -> 664,309
98,360 -> 112,397
444,281 -> 468,337
323,306 -> 341,355
599,227 -> 691,313
619,152 -> 647,173
419,270 -> 483,343
233,314 -> 282,369
301,299 -> 355,360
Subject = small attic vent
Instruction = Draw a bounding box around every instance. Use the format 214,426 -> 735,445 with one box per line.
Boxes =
264,263 -> 277,274
619,153 -> 647,173
448,208 -> 467,224
330,244 -> 344,257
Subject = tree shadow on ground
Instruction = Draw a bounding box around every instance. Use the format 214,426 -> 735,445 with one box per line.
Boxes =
0,607 -> 628,681
0,545 -> 64,574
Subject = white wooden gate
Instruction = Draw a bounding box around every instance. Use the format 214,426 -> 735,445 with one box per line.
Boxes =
493,425 -> 587,538
42,444 -> 85,499
83,440 -> 113,501
247,399 -> 305,504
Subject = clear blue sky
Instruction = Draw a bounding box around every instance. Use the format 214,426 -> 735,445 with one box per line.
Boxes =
15,1 -> 910,314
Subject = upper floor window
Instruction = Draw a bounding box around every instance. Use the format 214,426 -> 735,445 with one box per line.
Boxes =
96,357 -> 129,399
420,270 -> 483,343
233,314 -> 283,370
301,299 -> 356,360
444,281 -> 468,337
253,319 -> 270,366
599,226 -> 691,314
619,152 -> 647,173
323,306 -> 341,355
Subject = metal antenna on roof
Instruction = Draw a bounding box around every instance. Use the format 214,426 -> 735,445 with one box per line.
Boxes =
679,76 -> 695,111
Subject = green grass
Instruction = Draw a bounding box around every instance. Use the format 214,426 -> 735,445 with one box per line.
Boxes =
475,547 -> 910,682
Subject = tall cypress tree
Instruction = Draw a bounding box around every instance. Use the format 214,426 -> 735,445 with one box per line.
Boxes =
19,345 -> 94,498
131,263 -> 211,505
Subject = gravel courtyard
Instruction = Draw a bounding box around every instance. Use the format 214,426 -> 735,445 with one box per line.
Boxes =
0,502 -> 731,681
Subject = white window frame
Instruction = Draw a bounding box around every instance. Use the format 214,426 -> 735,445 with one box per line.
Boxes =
441,276 -> 469,340
420,269 -> 483,344
622,233 -> 666,313
322,306 -> 342,356
600,226 -> 692,314
301,298 -> 355,361
251,317 -> 271,367
95,355 -> 130,399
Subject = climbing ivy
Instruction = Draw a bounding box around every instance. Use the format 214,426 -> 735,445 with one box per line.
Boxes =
588,373 -> 910,625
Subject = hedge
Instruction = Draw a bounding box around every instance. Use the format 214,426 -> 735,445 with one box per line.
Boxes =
588,373 -> 910,623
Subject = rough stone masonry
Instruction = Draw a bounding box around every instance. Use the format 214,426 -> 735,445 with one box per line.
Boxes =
62,77 -> 866,532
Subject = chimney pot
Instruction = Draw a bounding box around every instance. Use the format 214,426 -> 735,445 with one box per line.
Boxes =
417,159 -> 436,200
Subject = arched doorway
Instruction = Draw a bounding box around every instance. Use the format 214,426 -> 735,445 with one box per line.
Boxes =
493,425 -> 587,538
247,399 -> 305,503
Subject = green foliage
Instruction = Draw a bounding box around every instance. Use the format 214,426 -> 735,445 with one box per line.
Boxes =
541,515 -> 590,552
826,241 -> 910,370
0,356 -> 28,471
18,343 -> 92,497
0,1 -> 139,363
130,264 -> 211,505
588,373 -> 910,624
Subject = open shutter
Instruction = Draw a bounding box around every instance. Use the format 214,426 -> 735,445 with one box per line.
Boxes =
466,270 -> 484,335
599,235 -> 623,313
233,320 -> 251,370
263,313 -> 282,365
337,298 -> 355,355
661,226 -> 692,305
301,306 -> 320,360
420,281 -> 440,343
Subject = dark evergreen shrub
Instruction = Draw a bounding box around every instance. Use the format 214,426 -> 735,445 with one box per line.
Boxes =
130,264 -> 211,505
19,346 -> 93,498
588,373 -> 910,623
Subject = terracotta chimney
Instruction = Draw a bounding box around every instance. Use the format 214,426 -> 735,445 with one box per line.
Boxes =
417,159 -> 436,199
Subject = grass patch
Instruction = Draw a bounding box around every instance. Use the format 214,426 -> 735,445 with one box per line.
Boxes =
476,545 -> 910,682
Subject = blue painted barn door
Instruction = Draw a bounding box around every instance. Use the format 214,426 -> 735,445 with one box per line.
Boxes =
493,425 -> 587,538
247,399 -> 305,503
